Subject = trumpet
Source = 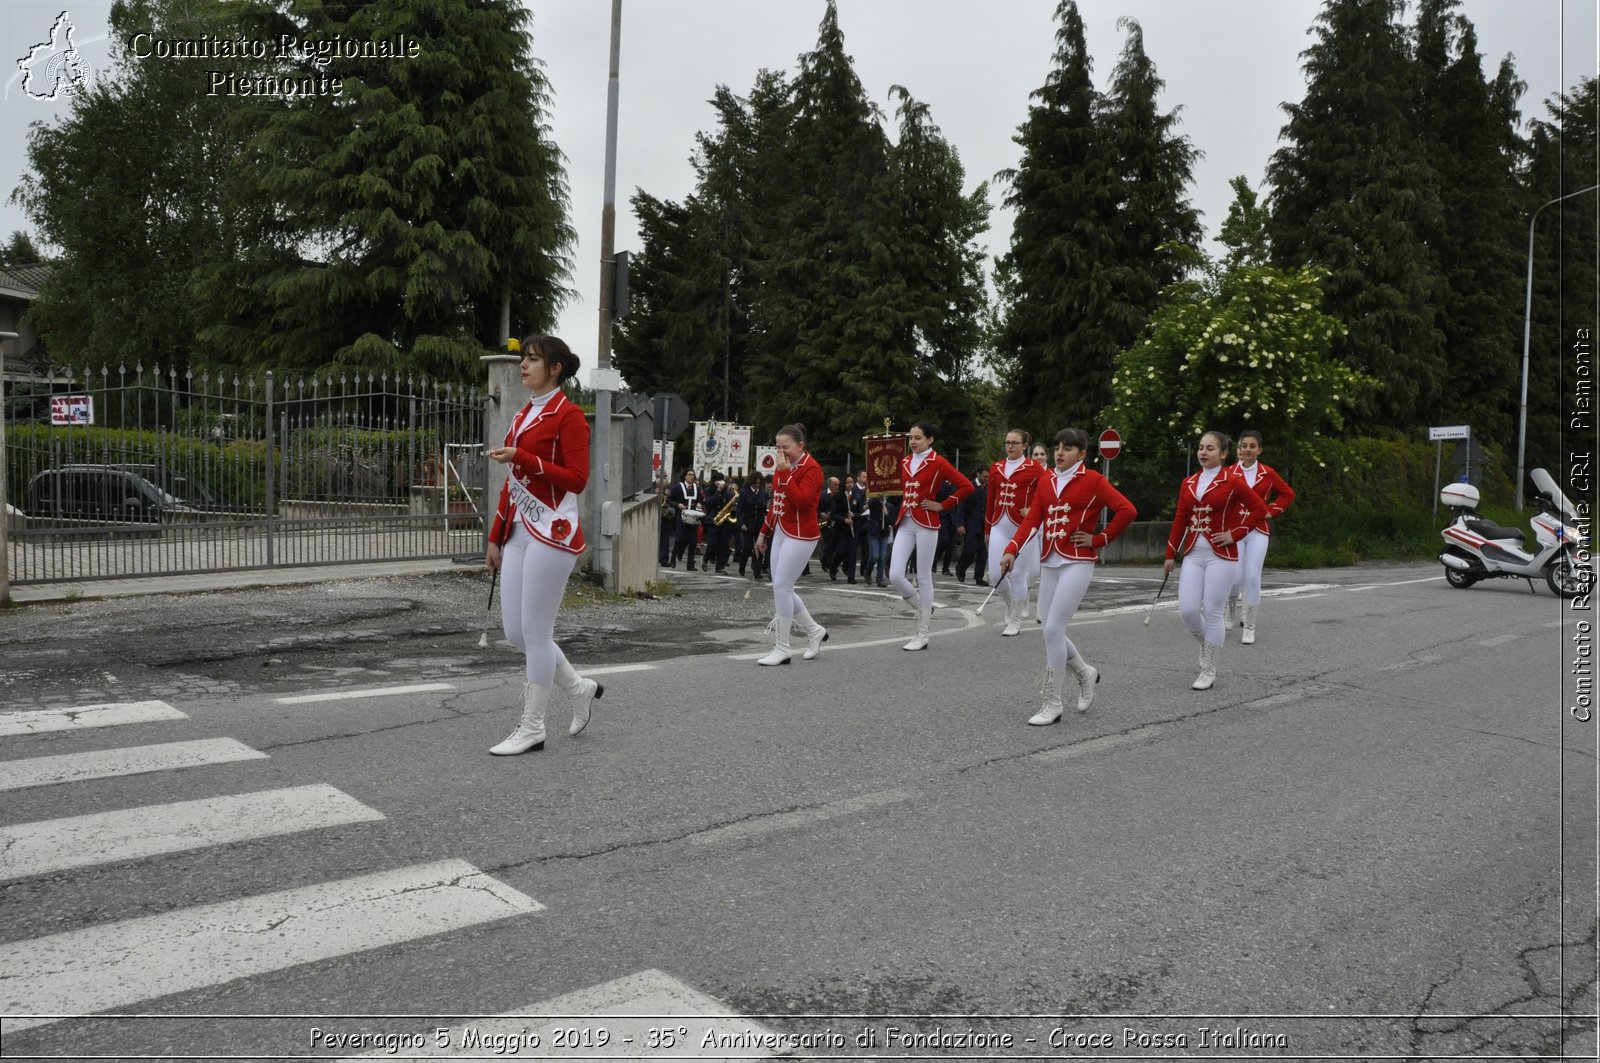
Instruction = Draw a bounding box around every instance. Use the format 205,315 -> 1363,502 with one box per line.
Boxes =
714,495 -> 739,526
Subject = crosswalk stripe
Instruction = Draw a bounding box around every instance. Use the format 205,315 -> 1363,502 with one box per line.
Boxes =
0,700 -> 188,737
340,968 -> 777,1060
0,738 -> 269,793
0,859 -> 544,1033
276,683 -> 454,704
0,784 -> 385,883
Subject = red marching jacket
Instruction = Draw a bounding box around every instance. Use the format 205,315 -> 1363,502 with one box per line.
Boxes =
1231,461 -> 1296,538
761,451 -> 823,541
985,457 -> 1046,528
1005,464 -> 1137,562
897,450 -> 974,530
1165,465 -> 1270,562
488,390 -> 590,555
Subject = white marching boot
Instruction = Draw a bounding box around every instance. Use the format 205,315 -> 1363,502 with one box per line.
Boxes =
1001,597 -> 1022,637
489,682 -> 550,755
757,617 -> 793,666
555,659 -> 604,736
1192,642 -> 1218,691
1029,667 -> 1066,725
1225,594 -> 1240,628
794,603 -> 829,660
903,606 -> 932,651
1241,604 -> 1258,645
1067,655 -> 1099,713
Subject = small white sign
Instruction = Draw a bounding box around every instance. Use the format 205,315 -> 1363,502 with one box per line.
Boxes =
1428,425 -> 1470,441
51,394 -> 93,425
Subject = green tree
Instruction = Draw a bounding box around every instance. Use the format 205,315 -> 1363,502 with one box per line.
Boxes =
1104,178 -> 1371,511
17,0 -> 261,369
1267,0 -> 1446,430
0,232 -> 42,268
204,0 -> 574,378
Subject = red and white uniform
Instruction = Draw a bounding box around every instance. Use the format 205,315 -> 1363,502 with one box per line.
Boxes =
1165,465 -> 1270,562
761,452 -> 823,541
489,389 -> 589,554
1006,463 -> 1137,562
897,449 -> 973,529
986,456 -> 1046,528
1232,461 -> 1295,535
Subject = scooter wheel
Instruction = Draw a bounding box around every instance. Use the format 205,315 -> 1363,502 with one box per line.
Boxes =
1443,565 -> 1477,589
1545,551 -> 1595,599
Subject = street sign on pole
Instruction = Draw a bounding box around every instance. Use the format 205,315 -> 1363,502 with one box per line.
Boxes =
1098,429 -> 1122,460
1429,425 -> 1471,517
1428,425 -> 1470,441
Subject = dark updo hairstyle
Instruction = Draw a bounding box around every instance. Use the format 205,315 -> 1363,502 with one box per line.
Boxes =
911,421 -> 940,441
1201,429 -> 1232,456
1053,427 -> 1089,450
520,334 -> 581,384
777,422 -> 808,445
1238,429 -> 1263,447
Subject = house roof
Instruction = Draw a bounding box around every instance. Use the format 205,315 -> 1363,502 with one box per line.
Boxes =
0,263 -> 49,300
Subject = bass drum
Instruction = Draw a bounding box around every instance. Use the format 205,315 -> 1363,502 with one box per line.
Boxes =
680,508 -> 705,526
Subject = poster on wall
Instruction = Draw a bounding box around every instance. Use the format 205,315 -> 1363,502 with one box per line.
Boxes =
691,421 -> 752,478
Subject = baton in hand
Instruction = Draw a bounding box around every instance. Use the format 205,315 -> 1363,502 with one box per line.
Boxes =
1143,569 -> 1171,626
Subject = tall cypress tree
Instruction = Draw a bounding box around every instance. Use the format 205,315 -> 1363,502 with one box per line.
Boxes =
203,0 -> 574,378
993,0 -> 1116,435
1413,0 -> 1528,444
1267,0 -> 1446,431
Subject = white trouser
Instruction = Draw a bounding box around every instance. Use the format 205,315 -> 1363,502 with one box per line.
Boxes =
1177,538 -> 1237,646
499,523 -> 579,686
889,520 -> 940,611
768,526 -> 815,624
1231,528 -> 1270,605
1038,561 -> 1095,671
987,516 -> 1038,603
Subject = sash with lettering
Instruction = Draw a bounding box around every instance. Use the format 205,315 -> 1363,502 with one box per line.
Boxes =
502,391 -> 586,554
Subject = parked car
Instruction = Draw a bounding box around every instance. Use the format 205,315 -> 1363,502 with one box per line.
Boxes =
108,463 -> 220,508
26,466 -> 193,524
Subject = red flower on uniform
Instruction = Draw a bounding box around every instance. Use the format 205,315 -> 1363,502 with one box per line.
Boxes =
549,518 -> 572,541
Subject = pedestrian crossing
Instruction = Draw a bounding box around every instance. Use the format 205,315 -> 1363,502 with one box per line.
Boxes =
0,693 -> 756,1056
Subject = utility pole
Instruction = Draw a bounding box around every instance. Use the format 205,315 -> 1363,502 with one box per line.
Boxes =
0,330 -> 16,604
590,0 -> 626,588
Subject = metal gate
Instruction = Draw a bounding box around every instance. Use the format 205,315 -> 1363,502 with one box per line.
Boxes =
5,364 -> 487,584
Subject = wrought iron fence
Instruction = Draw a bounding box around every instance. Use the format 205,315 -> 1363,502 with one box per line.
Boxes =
5,363 -> 487,584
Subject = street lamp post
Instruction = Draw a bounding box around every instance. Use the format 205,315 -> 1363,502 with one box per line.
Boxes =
1517,182 -> 1599,511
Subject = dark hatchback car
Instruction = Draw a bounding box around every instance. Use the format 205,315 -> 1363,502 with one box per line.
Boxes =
26,466 -> 193,523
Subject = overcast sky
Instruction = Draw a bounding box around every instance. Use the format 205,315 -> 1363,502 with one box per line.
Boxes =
2,1 -> 1595,387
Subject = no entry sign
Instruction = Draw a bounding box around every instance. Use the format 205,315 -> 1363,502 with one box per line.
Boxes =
1098,429 -> 1122,460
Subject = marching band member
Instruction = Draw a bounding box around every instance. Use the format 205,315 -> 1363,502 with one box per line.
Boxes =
985,429 -> 1046,636
999,429 -> 1136,725
1163,430 -> 1271,690
753,423 -> 828,665
484,336 -> 604,755
888,422 -> 973,651
1226,429 -> 1297,645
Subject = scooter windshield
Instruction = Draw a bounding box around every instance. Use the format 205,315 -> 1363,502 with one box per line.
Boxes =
1530,468 -> 1580,521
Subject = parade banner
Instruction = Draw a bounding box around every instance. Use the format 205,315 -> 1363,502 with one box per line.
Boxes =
755,446 -> 779,478
863,433 -> 907,496
651,440 -> 675,482
691,420 -> 753,478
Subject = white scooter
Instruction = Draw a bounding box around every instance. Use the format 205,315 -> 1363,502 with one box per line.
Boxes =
1438,468 -> 1593,598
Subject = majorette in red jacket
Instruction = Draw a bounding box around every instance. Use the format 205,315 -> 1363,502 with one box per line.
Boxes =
1004,463 -> 1137,562
488,389 -> 590,554
761,451 -> 823,541
897,449 -> 973,530
985,456 -> 1046,528
1165,464 -> 1270,562
1230,461 -> 1296,538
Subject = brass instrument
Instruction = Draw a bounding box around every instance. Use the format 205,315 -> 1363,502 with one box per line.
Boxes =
714,494 -> 738,526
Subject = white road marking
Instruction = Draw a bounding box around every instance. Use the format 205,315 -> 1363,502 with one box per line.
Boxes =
0,784 -> 385,882
726,607 -> 985,660
340,968 -> 778,1059
0,738 -> 268,793
1,859 -> 543,1033
0,700 -> 187,737
1034,727 -> 1165,762
276,682 -> 454,704
1349,574 -> 1448,590
1380,654 -> 1443,672
1478,634 -> 1521,647
690,787 -> 919,846
581,663 -> 657,677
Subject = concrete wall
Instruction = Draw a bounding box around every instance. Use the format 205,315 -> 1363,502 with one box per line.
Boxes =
1099,520 -> 1173,563
612,493 -> 662,594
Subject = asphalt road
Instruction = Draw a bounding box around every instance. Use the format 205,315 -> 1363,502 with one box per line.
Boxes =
0,560 -> 1594,1061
